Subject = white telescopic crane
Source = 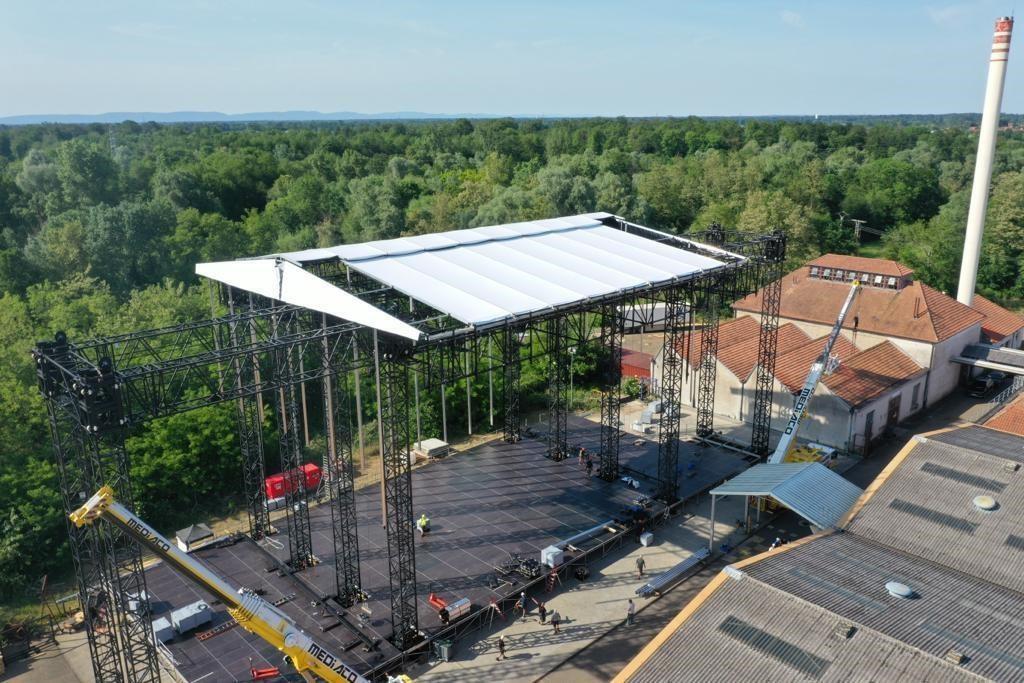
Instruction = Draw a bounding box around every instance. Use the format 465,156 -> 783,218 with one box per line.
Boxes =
70,485 -> 370,683
768,281 -> 861,464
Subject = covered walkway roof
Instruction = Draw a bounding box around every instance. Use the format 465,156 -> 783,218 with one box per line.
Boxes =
953,343 -> 1024,376
196,213 -> 741,342
710,462 -> 863,529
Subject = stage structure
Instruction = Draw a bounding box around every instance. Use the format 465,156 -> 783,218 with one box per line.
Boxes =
32,213 -> 783,681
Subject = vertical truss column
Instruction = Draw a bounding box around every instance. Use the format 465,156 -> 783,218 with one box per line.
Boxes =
546,317 -> 568,460
273,313 -> 315,570
695,274 -> 723,439
751,232 -> 787,457
41,397 -> 124,681
228,292 -> 269,540
35,335 -> 160,683
656,285 -> 690,502
321,329 -> 361,606
599,303 -> 623,481
82,426 -> 159,683
502,326 -> 522,443
376,337 -> 418,649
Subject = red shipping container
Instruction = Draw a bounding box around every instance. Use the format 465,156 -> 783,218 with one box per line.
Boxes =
301,463 -> 322,490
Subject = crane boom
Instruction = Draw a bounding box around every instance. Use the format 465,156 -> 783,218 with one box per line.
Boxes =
768,281 -> 861,464
70,486 -> 369,683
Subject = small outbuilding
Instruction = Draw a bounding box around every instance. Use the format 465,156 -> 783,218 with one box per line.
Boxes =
175,523 -> 214,553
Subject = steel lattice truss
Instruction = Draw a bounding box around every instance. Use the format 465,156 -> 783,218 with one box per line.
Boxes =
546,317 -> 569,460
750,232 -> 787,456
695,274 -> 723,440
31,219 -> 778,680
273,313 -> 316,570
599,303 -> 624,481
377,342 -> 418,649
321,328 -> 362,606
656,285 -> 692,502
501,326 -> 523,443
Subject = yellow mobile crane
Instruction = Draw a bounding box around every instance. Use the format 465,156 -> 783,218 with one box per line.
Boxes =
71,486 -> 370,683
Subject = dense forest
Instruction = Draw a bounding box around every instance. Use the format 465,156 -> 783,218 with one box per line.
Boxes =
2,115 -> 1024,612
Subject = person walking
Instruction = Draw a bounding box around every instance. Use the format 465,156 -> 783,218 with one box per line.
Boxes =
635,555 -> 646,578
578,446 -> 586,468
626,599 -> 636,626
550,609 -> 561,634
495,634 -> 506,661
514,592 -> 527,622
585,454 -> 593,478
534,598 -> 547,624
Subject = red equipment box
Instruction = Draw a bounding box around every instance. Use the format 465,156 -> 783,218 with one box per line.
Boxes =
264,464 -> 321,500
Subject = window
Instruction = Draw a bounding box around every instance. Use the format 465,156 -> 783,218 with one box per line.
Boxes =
912,383 -> 921,410
822,268 -> 832,278
810,266 -> 819,277
887,277 -> 897,288
862,272 -> 871,281
846,271 -> 856,281
835,269 -> 844,280
873,275 -> 883,286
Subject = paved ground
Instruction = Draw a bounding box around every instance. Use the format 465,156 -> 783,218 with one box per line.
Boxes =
2,632 -> 89,683
408,494 -> 747,682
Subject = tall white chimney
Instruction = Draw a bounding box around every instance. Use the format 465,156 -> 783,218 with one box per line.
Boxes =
958,17 -> 1014,306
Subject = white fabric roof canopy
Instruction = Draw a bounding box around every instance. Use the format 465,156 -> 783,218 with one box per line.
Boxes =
196,213 -> 735,339
271,214 -> 730,328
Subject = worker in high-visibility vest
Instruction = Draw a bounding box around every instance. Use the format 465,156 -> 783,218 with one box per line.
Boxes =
417,513 -> 431,536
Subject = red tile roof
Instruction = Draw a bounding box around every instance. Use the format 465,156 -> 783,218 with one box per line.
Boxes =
734,263 -> 985,343
715,322 -> 810,381
969,294 -> 1024,343
774,334 -> 859,393
677,316 -> 761,367
985,395 -> 1024,437
821,341 -> 925,407
808,254 -> 914,278
621,349 -> 653,370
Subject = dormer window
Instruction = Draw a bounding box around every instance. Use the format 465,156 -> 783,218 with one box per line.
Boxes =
822,268 -> 832,279
846,271 -> 856,281
862,272 -> 871,281
835,269 -> 844,280
810,266 -> 820,277
887,277 -> 897,289
873,275 -> 883,286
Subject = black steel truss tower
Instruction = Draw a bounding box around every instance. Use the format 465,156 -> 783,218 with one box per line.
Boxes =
273,313 -> 316,570
228,291 -> 270,540
546,317 -> 568,460
34,337 -> 160,683
376,340 -> 419,649
695,274 -> 723,439
599,303 -> 623,481
656,286 -> 691,502
321,330 -> 362,605
750,231 -> 787,457
502,326 -> 522,443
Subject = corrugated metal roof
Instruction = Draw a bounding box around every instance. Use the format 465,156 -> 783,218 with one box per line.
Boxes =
628,563 -> 982,683
744,533 -> 1024,682
267,213 -> 732,328
843,435 -> 1024,594
930,425 -> 1024,463
711,463 -> 863,529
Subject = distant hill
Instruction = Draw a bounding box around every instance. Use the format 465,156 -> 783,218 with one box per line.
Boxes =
0,110 -> 502,125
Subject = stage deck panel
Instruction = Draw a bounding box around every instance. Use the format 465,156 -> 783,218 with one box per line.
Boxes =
146,419 -> 748,681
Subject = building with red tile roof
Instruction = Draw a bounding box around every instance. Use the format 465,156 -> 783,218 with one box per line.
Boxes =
653,254 -> 1019,453
985,394 -> 1024,436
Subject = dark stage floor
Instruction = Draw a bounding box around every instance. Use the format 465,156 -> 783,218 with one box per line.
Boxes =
145,421 -> 681,682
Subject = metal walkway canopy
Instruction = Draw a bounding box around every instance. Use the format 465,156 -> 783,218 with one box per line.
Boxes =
954,343 -> 1024,376
710,462 -> 863,531
196,213 -> 739,341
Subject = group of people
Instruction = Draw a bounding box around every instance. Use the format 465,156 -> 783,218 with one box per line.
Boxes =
496,593 -> 562,661
577,446 -> 594,477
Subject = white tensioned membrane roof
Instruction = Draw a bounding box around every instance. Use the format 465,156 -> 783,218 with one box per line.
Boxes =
196,213 -> 736,341
710,462 -> 863,529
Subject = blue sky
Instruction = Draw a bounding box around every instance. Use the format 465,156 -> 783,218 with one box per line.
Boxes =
1,0 -> 1020,116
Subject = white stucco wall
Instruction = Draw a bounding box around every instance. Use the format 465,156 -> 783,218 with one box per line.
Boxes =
926,323 -> 983,405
